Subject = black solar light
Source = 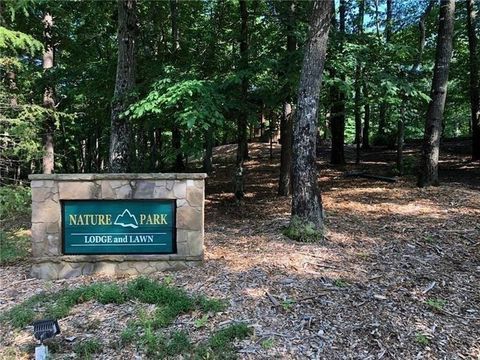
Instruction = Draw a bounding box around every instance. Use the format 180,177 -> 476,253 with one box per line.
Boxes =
32,319 -> 61,360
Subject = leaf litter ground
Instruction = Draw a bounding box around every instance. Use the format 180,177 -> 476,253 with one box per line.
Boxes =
0,140 -> 479,359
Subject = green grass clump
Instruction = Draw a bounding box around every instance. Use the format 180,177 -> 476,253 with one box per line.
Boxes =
426,298 -> 446,312
415,333 -> 430,346
283,216 -> 323,243
195,323 -> 252,359
0,229 -> 30,265
74,338 -> 102,359
196,296 -> 227,313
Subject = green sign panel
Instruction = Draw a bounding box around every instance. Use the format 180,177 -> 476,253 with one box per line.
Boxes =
62,200 -> 175,255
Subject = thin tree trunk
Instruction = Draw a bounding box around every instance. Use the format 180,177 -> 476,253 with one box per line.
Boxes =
109,0 -> 137,172
203,128 -> 213,174
354,0 -> 365,164
418,0 -> 455,187
42,12 -> 55,174
279,103 -> 293,195
278,0 -> 296,196
330,0 -> 346,165
466,0 -> 480,160
396,103 -> 405,175
377,0 -> 393,141
236,0 -> 249,166
291,0 -> 331,231
362,83 -> 370,149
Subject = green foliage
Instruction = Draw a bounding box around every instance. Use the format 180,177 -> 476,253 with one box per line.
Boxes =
196,296 -> 227,313
426,298 -> 446,312
0,186 -> 30,222
194,314 -> 209,329
0,26 -> 42,54
333,279 -> 349,288
0,229 -> 30,265
415,333 -> 430,346
261,337 -> 275,350
283,216 -> 323,243
73,338 -> 103,360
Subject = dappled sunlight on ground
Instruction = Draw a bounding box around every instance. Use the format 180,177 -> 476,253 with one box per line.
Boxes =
1,140 -> 479,359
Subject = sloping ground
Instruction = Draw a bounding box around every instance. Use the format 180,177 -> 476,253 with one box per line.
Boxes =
1,141 -> 479,359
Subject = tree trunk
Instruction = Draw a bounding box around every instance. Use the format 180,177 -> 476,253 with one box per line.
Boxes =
236,0 -> 249,166
109,0 -> 137,173
330,0 -> 346,165
170,0 -> 185,171
418,0 -> 455,187
279,103 -> 293,195
42,12 -> 55,174
203,128 -> 213,174
377,0 -> 393,140
291,0 -> 331,231
362,83 -> 370,149
278,0 -> 296,196
396,104 -> 405,175
466,0 -> 480,160
354,0 -> 365,164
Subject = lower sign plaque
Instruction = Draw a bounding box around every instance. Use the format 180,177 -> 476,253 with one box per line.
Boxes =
62,200 -> 175,255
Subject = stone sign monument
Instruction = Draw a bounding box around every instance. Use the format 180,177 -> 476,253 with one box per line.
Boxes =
29,173 -> 206,279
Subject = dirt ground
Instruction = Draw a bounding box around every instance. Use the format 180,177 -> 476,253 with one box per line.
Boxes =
1,141 -> 479,359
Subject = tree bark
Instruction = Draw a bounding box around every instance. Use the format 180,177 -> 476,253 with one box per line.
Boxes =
362,83 -> 370,149
236,0 -> 249,166
291,0 -> 331,230
418,0 -> 455,187
42,12 -> 55,174
278,0 -> 296,196
330,0 -> 346,165
377,0 -> 393,140
109,0 -> 137,173
170,0 -> 185,171
466,0 -> 480,160
354,0 -> 365,164
203,128 -> 213,174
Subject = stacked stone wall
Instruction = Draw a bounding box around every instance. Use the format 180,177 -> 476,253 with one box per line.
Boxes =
28,173 -> 206,279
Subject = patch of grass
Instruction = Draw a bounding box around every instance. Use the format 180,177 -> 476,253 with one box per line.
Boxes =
208,323 -> 252,350
165,331 -> 192,356
120,322 -> 137,345
0,293 -> 48,328
95,283 -> 125,304
333,279 -> 349,288
74,338 -> 102,359
423,234 -> 436,244
415,333 -> 430,346
194,314 -> 209,328
283,216 -> 323,243
426,298 -> 446,312
281,299 -> 295,311
261,337 -> 275,350
0,229 -> 30,265
196,296 -> 227,313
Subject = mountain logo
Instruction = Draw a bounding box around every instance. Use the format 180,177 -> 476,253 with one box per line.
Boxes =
114,209 -> 139,229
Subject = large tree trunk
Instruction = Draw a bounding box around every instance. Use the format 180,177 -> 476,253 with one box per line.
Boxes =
466,0 -> 480,160
109,0 -> 137,173
377,0 -> 393,140
291,0 -> 331,232
354,0 -> 365,164
42,12 -> 55,174
170,0 -> 185,171
278,0 -> 296,196
236,0 -> 249,165
418,0 -> 455,187
330,0 -> 346,165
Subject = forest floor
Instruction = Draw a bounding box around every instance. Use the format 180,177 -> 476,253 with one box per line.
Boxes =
1,140 -> 479,359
